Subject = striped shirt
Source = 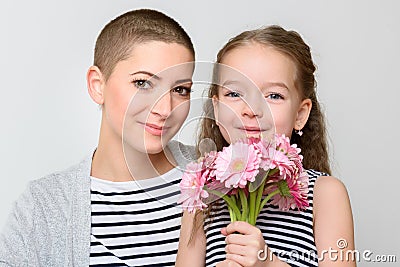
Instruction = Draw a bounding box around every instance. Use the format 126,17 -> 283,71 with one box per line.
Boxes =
89,167 -> 183,267
204,169 -> 327,267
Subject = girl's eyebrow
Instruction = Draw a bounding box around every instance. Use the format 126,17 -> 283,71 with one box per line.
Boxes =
221,80 -> 247,89
222,80 -> 239,86
265,82 -> 289,90
130,71 -> 161,80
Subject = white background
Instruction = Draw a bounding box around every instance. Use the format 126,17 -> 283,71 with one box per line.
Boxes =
1,0 -> 399,265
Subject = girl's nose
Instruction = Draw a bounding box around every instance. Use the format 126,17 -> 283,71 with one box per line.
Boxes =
240,97 -> 264,118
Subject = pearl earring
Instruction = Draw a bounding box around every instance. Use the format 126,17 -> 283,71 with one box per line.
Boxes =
295,128 -> 303,136
295,124 -> 303,136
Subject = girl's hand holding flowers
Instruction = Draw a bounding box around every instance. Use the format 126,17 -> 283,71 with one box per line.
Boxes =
222,221 -> 267,267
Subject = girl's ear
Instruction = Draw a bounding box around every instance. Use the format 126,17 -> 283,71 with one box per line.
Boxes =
87,66 -> 105,105
295,98 -> 312,130
212,95 -> 220,126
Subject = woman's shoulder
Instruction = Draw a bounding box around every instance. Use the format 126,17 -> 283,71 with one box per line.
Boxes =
24,155 -> 92,207
33,155 -> 91,188
168,140 -> 197,167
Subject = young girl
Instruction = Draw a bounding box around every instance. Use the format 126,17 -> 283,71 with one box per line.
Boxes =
0,9 -> 196,266
176,25 -> 355,267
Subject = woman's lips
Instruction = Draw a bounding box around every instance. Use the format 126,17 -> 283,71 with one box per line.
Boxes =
142,122 -> 169,136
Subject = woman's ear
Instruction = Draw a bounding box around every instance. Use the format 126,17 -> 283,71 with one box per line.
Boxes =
295,98 -> 312,130
87,66 -> 105,105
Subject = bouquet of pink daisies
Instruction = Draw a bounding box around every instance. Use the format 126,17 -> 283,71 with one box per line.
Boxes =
178,134 -> 309,225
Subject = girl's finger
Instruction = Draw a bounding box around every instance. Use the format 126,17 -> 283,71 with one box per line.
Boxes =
221,227 -> 228,236
225,243 -> 247,256
226,242 -> 263,260
225,221 -> 261,236
216,259 -> 242,267
226,253 -> 259,267
225,233 -> 253,246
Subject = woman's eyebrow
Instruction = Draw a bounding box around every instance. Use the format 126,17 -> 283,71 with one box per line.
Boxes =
130,71 -> 161,80
173,79 -> 193,86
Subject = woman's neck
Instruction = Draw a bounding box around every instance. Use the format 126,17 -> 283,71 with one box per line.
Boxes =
90,123 -> 175,182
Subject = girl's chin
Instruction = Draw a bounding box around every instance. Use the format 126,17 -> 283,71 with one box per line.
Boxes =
245,133 -> 262,138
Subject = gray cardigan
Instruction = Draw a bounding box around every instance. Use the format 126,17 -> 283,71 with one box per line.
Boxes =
0,141 -> 195,266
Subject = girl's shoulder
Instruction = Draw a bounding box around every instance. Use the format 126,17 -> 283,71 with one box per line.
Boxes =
310,172 -> 354,253
306,169 -> 347,192
309,170 -> 351,221
306,169 -> 348,196
305,169 -> 328,192
306,169 -> 329,179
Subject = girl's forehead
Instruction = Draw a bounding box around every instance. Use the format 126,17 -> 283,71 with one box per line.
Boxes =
218,46 -> 297,92
221,44 -> 296,72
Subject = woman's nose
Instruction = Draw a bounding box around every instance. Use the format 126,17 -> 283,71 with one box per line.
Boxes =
151,91 -> 172,118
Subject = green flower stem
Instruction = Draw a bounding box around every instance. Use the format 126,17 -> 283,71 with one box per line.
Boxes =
268,168 -> 279,176
255,169 -> 279,216
228,206 -> 235,222
255,179 -> 266,220
223,195 -> 241,221
259,189 -> 280,211
249,189 -> 257,225
207,189 -> 242,221
238,189 -> 248,222
232,195 -> 240,210
207,168 -> 281,224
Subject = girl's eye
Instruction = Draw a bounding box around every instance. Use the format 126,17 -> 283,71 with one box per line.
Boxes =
133,79 -> 152,90
225,91 -> 241,98
266,93 -> 284,100
173,86 -> 192,97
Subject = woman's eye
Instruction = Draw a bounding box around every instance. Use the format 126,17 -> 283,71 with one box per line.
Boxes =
133,79 -> 152,90
266,93 -> 283,100
225,91 -> 241,98
173,86 -> 192,97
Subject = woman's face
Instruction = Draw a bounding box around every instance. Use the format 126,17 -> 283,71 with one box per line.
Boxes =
213,43 -> 311,144
102,41 -> 194,154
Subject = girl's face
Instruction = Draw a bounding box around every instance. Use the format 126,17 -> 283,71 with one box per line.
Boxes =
213,43 -> 311,143
101,41 -> 194,154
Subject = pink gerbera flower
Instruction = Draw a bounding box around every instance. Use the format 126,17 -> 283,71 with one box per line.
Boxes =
252,138 -> 275,171
264,170 -> 309,211
201,150 -> 218,180
275,134 -> 304,174
214,141 -> 261,188
177,161 -> 209,213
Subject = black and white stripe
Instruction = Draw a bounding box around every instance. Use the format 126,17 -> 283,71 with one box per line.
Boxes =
204,169 -> 327,267
89,168 -> 183,267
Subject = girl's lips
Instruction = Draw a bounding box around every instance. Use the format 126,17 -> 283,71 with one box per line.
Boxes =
239,127 -> 263,133
237,127 -> 267,137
